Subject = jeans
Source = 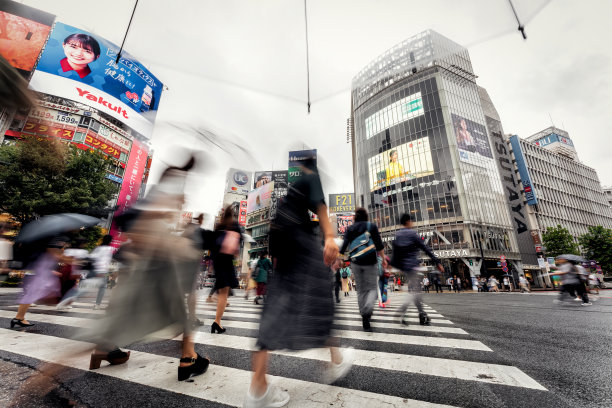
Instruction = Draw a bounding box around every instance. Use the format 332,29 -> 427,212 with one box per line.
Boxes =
351,263 -> 378,317
399,271 -> 425,315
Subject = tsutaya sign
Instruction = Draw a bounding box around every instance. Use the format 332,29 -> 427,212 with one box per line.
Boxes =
433,249 -> 469,258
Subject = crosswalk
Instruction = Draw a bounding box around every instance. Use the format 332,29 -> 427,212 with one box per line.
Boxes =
0,289 -> 551,407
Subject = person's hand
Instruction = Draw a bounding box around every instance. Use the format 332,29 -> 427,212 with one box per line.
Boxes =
437,264 -> 444,273
382,257 -> 388,269
323,237 -> 339,266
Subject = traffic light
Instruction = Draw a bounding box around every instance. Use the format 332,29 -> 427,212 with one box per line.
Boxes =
469,259 -> 473,266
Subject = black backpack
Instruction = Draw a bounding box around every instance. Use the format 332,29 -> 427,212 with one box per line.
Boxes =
341,268 -> 348,279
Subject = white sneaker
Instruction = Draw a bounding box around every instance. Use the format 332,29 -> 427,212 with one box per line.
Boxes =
244,385 -> 289,408
574,297 -> 582,301
325,347 -> 355,384
581,302 -> 593,306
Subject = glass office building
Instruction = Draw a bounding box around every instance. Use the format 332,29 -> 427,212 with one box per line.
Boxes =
350,30 -> 522,283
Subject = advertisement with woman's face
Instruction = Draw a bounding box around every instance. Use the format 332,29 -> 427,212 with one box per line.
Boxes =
452,114 -> 493,167
367,137 -> 435,191
29,22 -> 164,138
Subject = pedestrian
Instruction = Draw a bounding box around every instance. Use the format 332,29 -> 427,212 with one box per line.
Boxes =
489,275 -> 500,292
209,206 -> 242,333
422,276 -> 430,293
11,236 -> 67,328
89,235 -> 115,310
550,256 -> 591,306
519,275 -> 531,293
434,275 -> 442,293
340,262 -> 351,296
503,276 -> 511,292
86,160 -> 210,381
446,276 -> 453,291
245,157 -> 352,407
183,214 -> 206,327
453,275 -> 461,293
253,251 -> 271,305
480,277 -> 489,292
339,207 -> 386,331
588,272 -> 600,298
390,214 -> 444,326
333,258 -> 342,303
245,259 -> 258,300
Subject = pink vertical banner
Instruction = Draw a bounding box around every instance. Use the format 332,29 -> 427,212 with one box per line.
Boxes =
109,138 -> 148,250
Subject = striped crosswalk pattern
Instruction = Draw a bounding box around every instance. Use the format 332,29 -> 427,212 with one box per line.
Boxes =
0,290 -> 549,407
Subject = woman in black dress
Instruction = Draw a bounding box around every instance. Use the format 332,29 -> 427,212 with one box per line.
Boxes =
209,206 -> 241,334
244,159 -> 353,408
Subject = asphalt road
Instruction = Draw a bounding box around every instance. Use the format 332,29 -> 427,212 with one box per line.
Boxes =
422,290 -> 612,408
0,288 -> 610,408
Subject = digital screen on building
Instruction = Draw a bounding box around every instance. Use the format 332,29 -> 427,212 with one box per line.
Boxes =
365,92 -> 424,139
247,182 -> 274,213
253,171 -> 272,189
288,149 -> 317,186
534,133 -> 574,148
367,137 -> 434,192
29,21 -> 164,139
0,3 -> 54,77
452,114 -> 493,167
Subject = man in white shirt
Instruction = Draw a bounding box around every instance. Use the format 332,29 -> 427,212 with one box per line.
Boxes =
519,275 -> 531,293
422,276 -> 430,293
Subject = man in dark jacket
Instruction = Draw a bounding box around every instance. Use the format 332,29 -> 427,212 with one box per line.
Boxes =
392,213 -> 444,326
340,208 -> 386,331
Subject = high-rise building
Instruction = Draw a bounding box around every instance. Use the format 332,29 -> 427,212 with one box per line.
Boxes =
603,186 -> 612,210
506,134 -> 612,245
350,30 -> 524,285
526,126 -> 577,161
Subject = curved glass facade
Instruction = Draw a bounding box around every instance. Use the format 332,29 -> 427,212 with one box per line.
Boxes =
351,30 -> 520,282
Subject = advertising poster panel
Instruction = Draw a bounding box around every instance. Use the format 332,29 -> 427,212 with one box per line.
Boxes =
239,200 -> 247,226
288,149 -> 317,186
364,92 -> 424,139
108,138 -> 148,249
225,168 -> 250,194
452,114 -> 493,167
509,135 -> 538,205
253,171 -> 272,189
0,2 -> 54,77
328,193 -> 355,214
247,182 -> 274,213
29,22 -> 164,139
272,170 -> 288,197
222,192 -> 246,219
367,137 -> 434,191
337,215 -> 354,235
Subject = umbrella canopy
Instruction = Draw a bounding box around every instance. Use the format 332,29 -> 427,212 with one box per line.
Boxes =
15,213 -> 100,244
555,254 -> 585,263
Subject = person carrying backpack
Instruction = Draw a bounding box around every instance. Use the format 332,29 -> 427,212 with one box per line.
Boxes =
391,213 -> 444,326
253,251 -> 272,304
339,208 -> 386,331
340,263 -> 351,297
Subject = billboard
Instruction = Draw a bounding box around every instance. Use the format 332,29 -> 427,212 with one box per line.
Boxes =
108,138 -> 148,249
247,182 -> 274,213
0,2 -> 54,77
29,22 -> 164,139
238,200 -> 247,226
225,168 -> 250,194
337,215 -> 354,235
328,193 -> 355,214
367,137 -> 434,192
452,114 -> 493,167
288,149 -> 317,186
253,171 -> 272,189
533,133 -> 574,148
365,92 -> 424,139
509,135 -> 538,205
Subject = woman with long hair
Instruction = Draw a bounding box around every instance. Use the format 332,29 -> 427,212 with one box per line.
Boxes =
210,206 -> 241,334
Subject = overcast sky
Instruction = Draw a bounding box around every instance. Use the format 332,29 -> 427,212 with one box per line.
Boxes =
21,0 -> 612,221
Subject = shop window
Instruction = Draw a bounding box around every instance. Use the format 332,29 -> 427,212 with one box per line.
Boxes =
73,132 -> 86,143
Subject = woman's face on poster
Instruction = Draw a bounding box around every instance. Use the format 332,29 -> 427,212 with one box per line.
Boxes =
63,41 -> 96,68
390,151 -> 398,162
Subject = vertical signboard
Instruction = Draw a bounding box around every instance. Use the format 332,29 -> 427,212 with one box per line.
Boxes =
509,135 -> 538,205
238,200 -> 247,226
288,149 -> 317,186
225,168 -> 250,195
328,193 -> 356,214
108,138 -> 148,249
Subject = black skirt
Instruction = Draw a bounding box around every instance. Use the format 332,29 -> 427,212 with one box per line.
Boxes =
256,228 -> 334,351
213,254 -> 239,289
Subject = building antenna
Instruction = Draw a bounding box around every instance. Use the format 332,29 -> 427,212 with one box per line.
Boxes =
548,113 -> 555,127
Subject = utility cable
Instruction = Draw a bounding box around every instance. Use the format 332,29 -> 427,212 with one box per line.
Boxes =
116,0 -> 140,64
304,0 -> 311,113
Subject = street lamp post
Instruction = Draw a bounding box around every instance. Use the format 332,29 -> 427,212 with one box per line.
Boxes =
478,232 -> 486,277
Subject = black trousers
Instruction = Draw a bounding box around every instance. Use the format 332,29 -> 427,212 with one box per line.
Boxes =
334,281 -> 341,301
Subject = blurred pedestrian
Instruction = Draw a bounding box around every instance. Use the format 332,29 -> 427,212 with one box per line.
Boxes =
183,214 -> 206,327
519,275 -> 531,293
209,206 -> 242,333
11,236 -> 67,328
245,158 -> 352,407
422,276 -> 430,293
253,251 -> 271,304
340,262 -> 351,296
503,276 -> 511,292
90,235 -> 114,309
588,272 -> 600,298
245,259 -> 258,300
550,256 -> 591,306
434,275 -> 443,293
391,214 -> 444,326
453,275 -> 461,293
489,275 -> 500,292
339,208 -> 386,331
333,258 -> 342,303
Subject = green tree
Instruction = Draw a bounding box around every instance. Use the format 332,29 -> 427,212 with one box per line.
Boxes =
579,226 -> 612,275
542,225 -> 579,258
0,135 -> 116,224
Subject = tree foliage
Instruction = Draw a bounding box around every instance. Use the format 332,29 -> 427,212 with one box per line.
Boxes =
579,226 -> 612,275
0,136 -> 116,224
542,225 -> 579,258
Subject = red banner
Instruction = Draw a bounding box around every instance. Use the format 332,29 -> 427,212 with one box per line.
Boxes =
84,133 -> 121,158
108,139 -> 148,249
239,200 -> 247,226
22,121 -> 74,140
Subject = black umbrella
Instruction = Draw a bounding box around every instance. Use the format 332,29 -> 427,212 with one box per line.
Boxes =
15,213 -> 100,244
556,254 -> 585,263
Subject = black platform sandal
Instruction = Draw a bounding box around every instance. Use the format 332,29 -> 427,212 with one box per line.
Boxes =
178,354 -> 210,381
10,318 -> 35,329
